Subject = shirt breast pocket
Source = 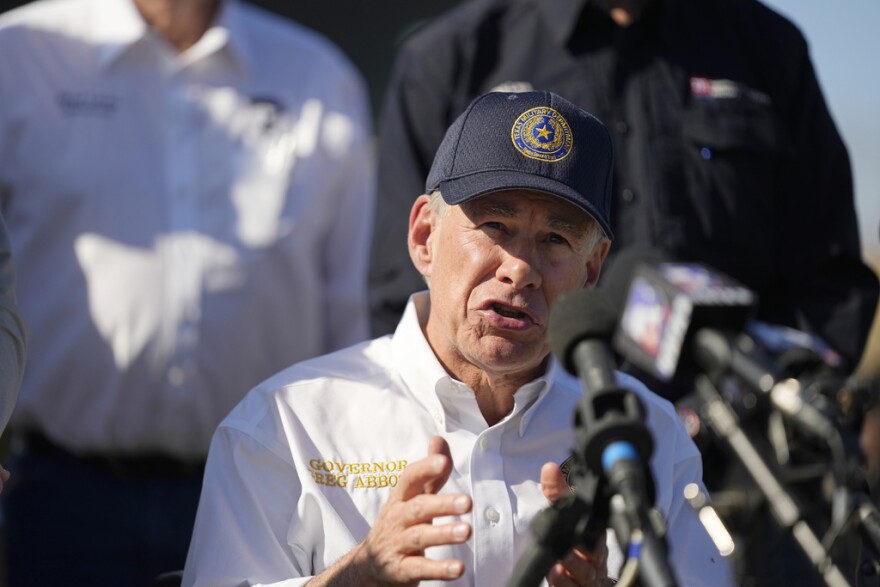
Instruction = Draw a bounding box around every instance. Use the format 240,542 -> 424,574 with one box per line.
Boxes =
680,98 -> 791,258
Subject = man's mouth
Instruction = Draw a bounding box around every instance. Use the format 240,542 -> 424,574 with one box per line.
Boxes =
491,302 -> 529,321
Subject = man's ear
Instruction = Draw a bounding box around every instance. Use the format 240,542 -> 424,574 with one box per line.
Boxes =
408,194 -> 435,279
584,238 -> 612,287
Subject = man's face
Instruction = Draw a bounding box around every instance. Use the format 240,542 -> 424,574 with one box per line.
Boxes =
412,189 -> 609,382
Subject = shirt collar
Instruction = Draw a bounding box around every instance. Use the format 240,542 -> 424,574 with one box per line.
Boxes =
94,0 -> 150,68
517,358 -> 561,436
529,0 -> 666,47
391,291 -> 561,436
392,292 -> 453,423
197,0 -> 257,73
94,0 -> 256,72
527,0 -> 594,46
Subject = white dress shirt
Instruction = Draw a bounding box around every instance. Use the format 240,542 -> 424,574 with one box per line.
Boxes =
183,292 -> 734,587
0,0 -> 374,458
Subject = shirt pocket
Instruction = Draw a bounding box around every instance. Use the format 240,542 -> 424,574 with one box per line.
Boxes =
679,97 -> 790,261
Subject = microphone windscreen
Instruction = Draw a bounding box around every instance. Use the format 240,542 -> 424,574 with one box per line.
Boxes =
600,247 -> 671,314
549,288 -> 616,374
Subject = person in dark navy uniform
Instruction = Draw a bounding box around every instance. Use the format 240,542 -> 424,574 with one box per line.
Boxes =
369,0 -> 879,382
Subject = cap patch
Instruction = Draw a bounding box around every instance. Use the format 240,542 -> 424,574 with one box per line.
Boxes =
511,107 -> 573,163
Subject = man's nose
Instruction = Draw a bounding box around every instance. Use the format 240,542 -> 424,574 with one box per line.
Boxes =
496,244 -> 542,290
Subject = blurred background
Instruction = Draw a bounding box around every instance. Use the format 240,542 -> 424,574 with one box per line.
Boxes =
0,0 -> 876,374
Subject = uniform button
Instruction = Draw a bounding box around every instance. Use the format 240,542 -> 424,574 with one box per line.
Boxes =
615,120 -> 629,135
621,188 -> 635,202
485,506 -> 501,524
479,436 -> 489,451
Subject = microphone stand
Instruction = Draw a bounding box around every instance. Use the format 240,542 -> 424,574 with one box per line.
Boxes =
693,373 -> 853,587
692,328 -> 880,586
508,374 -> 679,587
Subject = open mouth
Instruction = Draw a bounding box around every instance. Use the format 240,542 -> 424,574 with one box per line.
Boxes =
491,302 -> 528,320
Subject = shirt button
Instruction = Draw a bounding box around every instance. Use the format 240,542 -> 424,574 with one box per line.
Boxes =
168,366 -> 186,387
479,436 -> 489,451
615,120 -> 629,135
485,506 -> 501,524
621,188 -> 636,203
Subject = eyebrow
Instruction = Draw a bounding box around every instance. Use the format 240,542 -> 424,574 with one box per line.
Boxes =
467,199 -> 517,218
547,215 -> 588,238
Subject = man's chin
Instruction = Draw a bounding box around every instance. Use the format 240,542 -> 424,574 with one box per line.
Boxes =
472,337 -> 548,373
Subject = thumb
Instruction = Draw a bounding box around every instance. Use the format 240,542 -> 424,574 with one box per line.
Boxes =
540,461 -> 569,503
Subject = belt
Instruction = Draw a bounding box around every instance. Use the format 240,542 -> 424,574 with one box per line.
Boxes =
22,431 -> 205,481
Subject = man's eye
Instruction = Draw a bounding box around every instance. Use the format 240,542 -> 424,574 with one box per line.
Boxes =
483,221 -> 505,231
547,233 -> 569,245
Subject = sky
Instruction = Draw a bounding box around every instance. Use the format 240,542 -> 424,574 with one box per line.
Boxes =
760,0 -> 880,266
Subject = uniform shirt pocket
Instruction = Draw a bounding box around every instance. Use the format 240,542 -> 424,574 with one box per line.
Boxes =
679,96 -> 791,264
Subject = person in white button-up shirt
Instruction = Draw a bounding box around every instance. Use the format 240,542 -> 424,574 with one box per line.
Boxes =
0,0 -> 374,584
184,91 -> 733,587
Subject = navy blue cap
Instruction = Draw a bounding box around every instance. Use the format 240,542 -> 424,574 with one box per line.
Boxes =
426,91 -> 614,239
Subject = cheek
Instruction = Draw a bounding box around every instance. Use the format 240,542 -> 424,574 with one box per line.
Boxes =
547,260 -> 592,293
439,238 -> 499,281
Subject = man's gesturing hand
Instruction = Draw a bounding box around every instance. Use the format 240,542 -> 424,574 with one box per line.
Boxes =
314,436 -> 472,586
541,462 -> 610,587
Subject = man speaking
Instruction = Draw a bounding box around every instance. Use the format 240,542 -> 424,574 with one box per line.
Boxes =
183,91 -> 730,586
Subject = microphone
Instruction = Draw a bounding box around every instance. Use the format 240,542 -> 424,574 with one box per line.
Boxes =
607,251 -> 757,383
549,288 -> 678,587
549,288 -> 619,394
549,289 -> 654,495
607,251 -> 843,444
693,328 -> 840,444
508,290 -> 623,587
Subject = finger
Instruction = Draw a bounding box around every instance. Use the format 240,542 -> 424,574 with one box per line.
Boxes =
424,436 -> 453,494
0,465 -> 9,483
399,492 -> 472,527
540,461 -> 568,503
393,449 -> 453,503
397,519 -> 472,554
560,549 -> 602,586
395,554 -> 466,583
574,530 -> 608,573
546,561 -> 587,587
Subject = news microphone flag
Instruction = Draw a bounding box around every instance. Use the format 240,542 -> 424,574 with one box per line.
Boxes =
612,260 -> 757,382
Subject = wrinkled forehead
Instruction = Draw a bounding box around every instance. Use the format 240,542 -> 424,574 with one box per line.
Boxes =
459,189 -> 597,232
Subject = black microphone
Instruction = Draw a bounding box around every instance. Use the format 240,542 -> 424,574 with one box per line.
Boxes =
549,289 -> 654,491
549,288 -> 678,587
549,288 -> 619,393
509,289 -> 624,587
